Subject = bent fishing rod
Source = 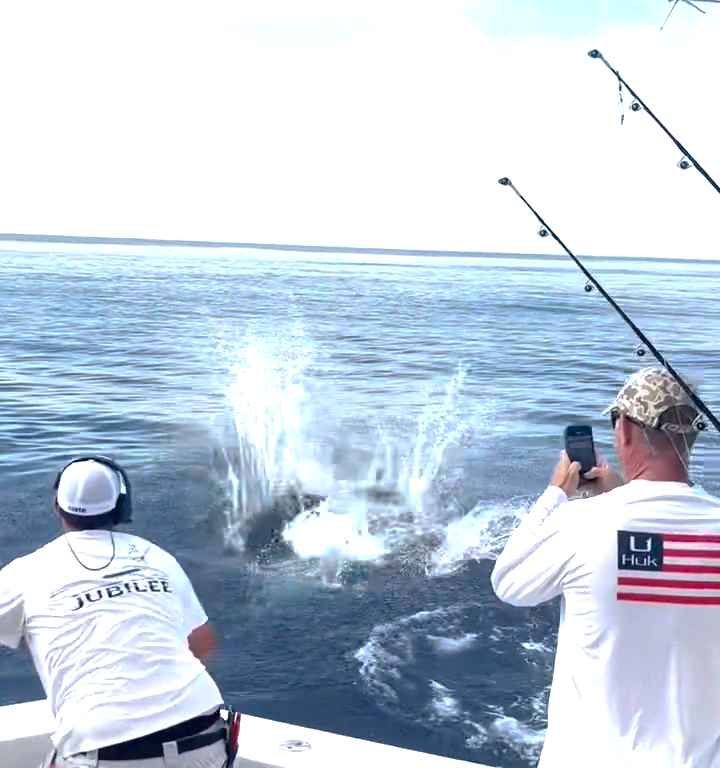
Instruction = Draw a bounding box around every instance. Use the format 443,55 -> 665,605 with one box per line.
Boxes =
588,49 -> 720,198
498,176 -> 720,434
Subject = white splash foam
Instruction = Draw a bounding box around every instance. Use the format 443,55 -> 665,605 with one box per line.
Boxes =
428,681 -> 461,721
282,496 -> 386,564
488,716 -> 546,758
431,497 -> 529,576
521,641 -> 553,654
426,633 -> 478,655
464,724 -> 490,750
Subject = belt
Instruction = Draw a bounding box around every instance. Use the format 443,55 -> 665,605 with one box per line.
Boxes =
97,710 -> 225,761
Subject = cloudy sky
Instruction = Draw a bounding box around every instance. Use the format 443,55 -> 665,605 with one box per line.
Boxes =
0,1 -> 718,258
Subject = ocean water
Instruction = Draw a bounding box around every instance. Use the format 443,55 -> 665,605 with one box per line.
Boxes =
1,244 -> 719,767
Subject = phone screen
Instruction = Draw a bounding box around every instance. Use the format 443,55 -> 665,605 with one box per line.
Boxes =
564,426 -> 597,475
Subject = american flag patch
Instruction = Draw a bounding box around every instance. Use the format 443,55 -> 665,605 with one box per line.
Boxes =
617,530 -> 720,606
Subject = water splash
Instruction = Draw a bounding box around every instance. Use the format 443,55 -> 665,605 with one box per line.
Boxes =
281,364 -> 474,566
215,327 -> 319,550
354,365 -> 471,532
430,497 -> 528,576
398,364 -> 469,525
282,492 -> 386,584
213,335 -> 479,569
366,434 -> 400,491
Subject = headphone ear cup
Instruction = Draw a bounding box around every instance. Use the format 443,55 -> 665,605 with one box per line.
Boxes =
115,467 -> 132,523
113,495 -> 126,524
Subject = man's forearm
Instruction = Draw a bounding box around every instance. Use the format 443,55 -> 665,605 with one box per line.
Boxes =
490,484 -> 569,606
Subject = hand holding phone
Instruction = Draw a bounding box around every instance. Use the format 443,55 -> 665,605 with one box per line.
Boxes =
584,462 -> 625,493
564,425 -> 597,476
550,450 -> 582,496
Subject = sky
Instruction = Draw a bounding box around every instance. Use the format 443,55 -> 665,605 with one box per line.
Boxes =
0,0 -> 719,259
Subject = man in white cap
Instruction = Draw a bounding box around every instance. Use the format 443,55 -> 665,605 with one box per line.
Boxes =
492,367 -> 720,767
0,457 -> 232,767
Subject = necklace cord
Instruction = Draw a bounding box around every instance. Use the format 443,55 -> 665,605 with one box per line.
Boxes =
66,532 -> 116,572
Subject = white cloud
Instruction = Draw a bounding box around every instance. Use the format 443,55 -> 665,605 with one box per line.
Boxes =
0,1 -> 718,258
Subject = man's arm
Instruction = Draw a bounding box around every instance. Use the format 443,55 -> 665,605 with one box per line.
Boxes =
491,452 -> 580,607
188,622 -> 218,662
0,559 -> 26,649
165,553 -> 219,663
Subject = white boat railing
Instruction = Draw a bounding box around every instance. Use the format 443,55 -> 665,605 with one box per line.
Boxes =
0,699 -> 493,768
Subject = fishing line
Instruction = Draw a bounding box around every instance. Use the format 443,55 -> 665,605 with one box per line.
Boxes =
661,1 -> 683,31
661,0 -> 720,30
588,49 -> 720,197
497,176 -> 720,434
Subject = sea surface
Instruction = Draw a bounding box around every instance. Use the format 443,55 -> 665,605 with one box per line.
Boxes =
1,245 -> 719,767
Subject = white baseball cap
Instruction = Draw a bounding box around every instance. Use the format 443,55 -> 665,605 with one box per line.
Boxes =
56,459 -> 122,516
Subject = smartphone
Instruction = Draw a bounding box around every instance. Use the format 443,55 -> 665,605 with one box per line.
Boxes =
564,425 -> 597,476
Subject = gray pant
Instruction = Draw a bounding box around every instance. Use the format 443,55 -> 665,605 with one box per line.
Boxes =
41,725 -> 229,768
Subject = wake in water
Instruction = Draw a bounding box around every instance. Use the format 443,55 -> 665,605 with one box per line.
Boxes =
354,599 -> 553,764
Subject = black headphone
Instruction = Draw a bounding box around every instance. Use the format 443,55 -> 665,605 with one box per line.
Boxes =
53,455 -> 133,524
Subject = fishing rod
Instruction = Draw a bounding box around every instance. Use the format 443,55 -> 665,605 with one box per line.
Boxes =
497,176 -> 720,434
588,49 -> 720,197
662,0 -> 720,31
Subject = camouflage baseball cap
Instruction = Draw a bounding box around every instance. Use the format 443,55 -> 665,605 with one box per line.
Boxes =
603,366 -> 701,432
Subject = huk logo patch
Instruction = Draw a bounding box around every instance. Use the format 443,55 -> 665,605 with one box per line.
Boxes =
617,531 -> 663,571
616,530 -> 720,606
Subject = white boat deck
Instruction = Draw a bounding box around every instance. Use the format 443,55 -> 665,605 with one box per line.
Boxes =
0,699 -> 493,767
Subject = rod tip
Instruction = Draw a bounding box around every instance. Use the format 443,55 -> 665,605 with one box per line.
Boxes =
588,49 -> 601,59
498,177 -> 511,186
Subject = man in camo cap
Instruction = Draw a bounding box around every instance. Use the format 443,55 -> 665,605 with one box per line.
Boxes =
602,366 -> 704,434
492,366 -> 720,768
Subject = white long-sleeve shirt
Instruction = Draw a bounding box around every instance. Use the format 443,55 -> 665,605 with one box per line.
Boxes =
492,480 -> 720,768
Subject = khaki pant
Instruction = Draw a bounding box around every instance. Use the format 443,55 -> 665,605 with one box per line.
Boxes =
41,725 -> 229,768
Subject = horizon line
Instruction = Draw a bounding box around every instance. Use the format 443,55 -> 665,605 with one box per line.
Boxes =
0,232 -> 715,264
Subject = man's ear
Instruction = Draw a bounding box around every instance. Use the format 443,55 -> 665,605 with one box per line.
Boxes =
617,415 -> 634,448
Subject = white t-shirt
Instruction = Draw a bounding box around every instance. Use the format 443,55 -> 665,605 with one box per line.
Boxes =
492,480 -> 720,768
0,531 -> 223,757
